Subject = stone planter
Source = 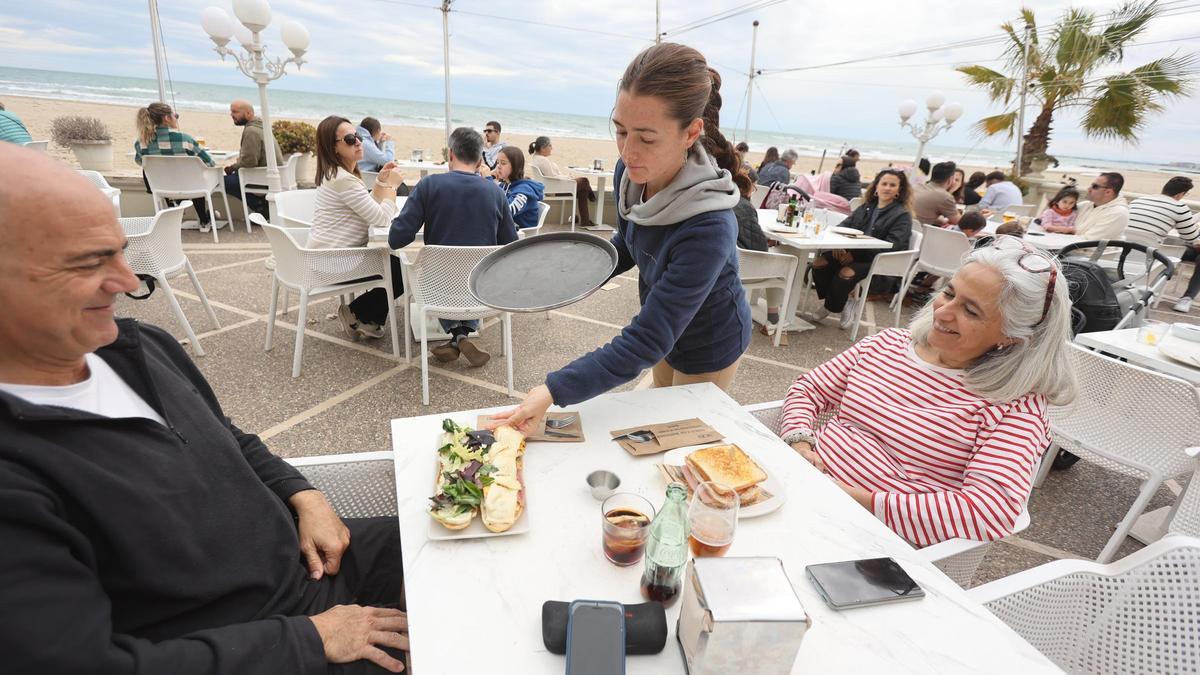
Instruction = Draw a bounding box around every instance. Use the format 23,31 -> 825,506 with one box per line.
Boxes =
70,140 -> 114,171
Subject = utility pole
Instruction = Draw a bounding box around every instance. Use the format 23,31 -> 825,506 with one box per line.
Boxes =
148,0 -> 168,102
441,0 -> 453,144
655,0 -> 662,44
1014,22 -> 1033,177
743,20 -> 759,144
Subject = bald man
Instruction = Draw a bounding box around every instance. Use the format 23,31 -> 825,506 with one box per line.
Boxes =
0,145 -> 410,673
224,99 -> 284,219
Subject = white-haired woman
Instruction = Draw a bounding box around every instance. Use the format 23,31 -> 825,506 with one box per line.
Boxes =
778,236 -> 1077,547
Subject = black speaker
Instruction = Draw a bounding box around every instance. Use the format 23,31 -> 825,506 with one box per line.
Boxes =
541,600 -> 668,655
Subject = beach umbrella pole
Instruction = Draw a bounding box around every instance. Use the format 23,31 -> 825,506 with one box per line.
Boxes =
442,0 -> 452,145
148,0 -> 169,102
743,20 -> 759,144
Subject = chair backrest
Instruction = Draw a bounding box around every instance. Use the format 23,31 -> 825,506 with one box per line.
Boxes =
529,165 -> 575,195
737,248 -> 799,285
917,224 -> 971,275
519,203 -> 550,240
868,246 -> 920,278
123,202 -> 190,275
77,169 -> 113,191
1049,343 -> 1200,478
259,217 -> 319,287
273,189 -> 317,225
361,170 -> 379,189
281,153 -> 301,190
23,140 -> 48,151
1169,454 -> 1200,537
849,196 -> 864,211
751,184 -> 772,208
406,245 -> 503,308
142,155 -> 214,194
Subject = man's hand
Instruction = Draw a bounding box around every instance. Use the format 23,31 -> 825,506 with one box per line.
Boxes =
290,490 -> 350,580
224,165 -> 236,175
790,441 -> 826,473
310,605 -> 408,673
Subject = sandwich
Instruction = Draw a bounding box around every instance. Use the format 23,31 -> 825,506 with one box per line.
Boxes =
428,419 -> 526,532
684,444 -> 769,504
480,425 -> 526,533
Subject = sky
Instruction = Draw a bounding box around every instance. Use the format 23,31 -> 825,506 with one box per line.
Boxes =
2,0 -> 1199,164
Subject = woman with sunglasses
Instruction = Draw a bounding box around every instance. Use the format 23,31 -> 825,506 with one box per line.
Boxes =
807,168 -> 914,329
489,42 -> 753,434
778,236 -> 1077,546
310,115 -> 405,340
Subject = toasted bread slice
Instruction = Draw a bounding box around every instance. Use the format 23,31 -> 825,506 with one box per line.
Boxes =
686,444 -> 767,491
431,507 -> 474,530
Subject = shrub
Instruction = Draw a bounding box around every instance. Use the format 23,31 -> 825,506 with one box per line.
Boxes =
50,116 -> 111,145
272,120 -> 317,155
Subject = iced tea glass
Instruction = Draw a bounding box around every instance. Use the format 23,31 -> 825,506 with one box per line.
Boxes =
688,481 -> 738,557
601,493 -> 655,566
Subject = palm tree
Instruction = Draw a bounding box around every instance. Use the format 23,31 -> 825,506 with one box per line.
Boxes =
957,1 -> 1196,174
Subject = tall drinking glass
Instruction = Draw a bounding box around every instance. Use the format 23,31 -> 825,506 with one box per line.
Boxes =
688,481 -> 739,557
601,493 -> 655,566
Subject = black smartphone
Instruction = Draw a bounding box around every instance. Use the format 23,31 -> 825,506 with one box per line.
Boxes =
565,600 -> 625,675
806,557 -> 926,610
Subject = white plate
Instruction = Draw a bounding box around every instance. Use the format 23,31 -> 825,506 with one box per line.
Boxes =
662,446 -> 787,519
426,454 -> 531,541
765,223 -> 804,235
831,226 -> 862,236
1158,333 -> 1200,368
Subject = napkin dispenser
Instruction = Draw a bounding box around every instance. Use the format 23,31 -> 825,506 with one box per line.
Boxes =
677,557 -> 810,674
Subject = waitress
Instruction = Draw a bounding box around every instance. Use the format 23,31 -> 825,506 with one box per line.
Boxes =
491,42 -> 753,433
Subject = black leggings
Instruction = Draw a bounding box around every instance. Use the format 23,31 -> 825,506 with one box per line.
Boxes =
811,253 -> 871,312
348,256 -> 405,326
1182,246 -> 1200,299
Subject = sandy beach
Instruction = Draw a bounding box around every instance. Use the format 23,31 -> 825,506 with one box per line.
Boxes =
3,94 -> 1178,195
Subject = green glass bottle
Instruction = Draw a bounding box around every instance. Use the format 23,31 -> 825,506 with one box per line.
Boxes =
640,483 -> 691,606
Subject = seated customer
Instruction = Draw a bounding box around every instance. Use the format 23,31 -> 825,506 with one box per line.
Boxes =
133,102 -> 217,230
488,146 -> 544,230
957,210 -> 987,239
356,116 -> 395,172
731,167 -> 784,334
1037,186 -> 1080,233
527,135 -> 598,227
807,169 -> 913,329
1125,176 -> 1199,313
780,236 -> 1078,546
911,160 -> 962,226
390,127 -> 518,366
736,141 -> 758,183
978,171 -> 1023,215
757,148 -> 796,186
0,101 -> 32,144
311,115 -> 405,341
829,155 -> 863,202
0,145 -> 409,674
962,171 -> 986,206
222,100 -> 283,219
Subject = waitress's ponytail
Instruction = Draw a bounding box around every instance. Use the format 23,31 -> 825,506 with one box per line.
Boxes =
698,68 -> 751,197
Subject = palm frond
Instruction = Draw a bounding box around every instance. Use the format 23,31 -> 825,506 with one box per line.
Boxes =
1123,53 -> 1198,96
1098,0 -> 1158,61
1001,9 -> 1040,71
957,65 -> 1017,104
1082,75 -> 1158,141
972,111 -> 1020,141
1052,8 -> 1103,72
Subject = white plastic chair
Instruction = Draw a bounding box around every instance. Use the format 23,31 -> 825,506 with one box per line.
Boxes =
1167,448 -> 1200,537
22,140 -> 48,151
751,184 -> 772,208
895,224 -> 971,302
743,400 -> 1031,587
848,196 -> 864,211
77,169 -> 121,216
141,155 -> 232,243
287,451 -> 397,518
969,534 -> 1200,674
256,215 -> 401,377
518,202 -> 550,240
529,166 -> 578,230
847,230 -> 922,341
398,245 -> 513,405
273,188 -> 317,228
237,153 -> 301,232
1036,343 -> 1200,562
119,202 -> 220,357
737,248 -> 797,347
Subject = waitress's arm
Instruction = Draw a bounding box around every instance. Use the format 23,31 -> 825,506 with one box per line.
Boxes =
608,226 -> 636,280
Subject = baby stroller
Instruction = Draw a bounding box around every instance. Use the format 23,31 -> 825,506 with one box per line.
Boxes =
1057,240 -> 1175,334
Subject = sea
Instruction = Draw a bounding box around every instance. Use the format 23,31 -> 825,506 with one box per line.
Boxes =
2,65 -> 1192,176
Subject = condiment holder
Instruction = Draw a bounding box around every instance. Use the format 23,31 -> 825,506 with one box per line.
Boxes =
587,470 -> 621,500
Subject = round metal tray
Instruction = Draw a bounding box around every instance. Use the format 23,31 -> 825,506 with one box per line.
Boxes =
469,232 -> 619,312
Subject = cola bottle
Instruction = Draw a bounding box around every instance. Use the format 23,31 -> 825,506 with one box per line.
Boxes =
639,482 -> 690,607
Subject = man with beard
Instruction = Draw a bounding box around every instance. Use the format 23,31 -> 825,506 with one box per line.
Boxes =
224,99 -> 284,218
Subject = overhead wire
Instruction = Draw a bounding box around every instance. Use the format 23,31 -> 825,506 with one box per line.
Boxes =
663,0 -> 788,38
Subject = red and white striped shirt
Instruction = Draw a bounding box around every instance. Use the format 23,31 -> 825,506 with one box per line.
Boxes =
780,328 -> 1049,547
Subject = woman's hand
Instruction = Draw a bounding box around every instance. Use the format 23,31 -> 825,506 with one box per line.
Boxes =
832,249 -> 852,265
790,441 -> 826,473
485,385 -> 554,435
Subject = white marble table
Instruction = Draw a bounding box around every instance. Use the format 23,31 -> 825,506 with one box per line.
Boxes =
391,160 -> 449,180
755,209 -> 893,333
982,221 -> 1083,252
1074,327 -> 1200,385
569,167 -> 615,227
390,383 -> 1058,673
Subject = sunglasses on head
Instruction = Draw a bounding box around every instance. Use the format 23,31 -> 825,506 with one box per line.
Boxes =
990,236 -> 1058,326
339,133 -> 360,146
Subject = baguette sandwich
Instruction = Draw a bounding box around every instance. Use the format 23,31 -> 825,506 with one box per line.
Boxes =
480,425 -> 526,533
428,419 -> 526,532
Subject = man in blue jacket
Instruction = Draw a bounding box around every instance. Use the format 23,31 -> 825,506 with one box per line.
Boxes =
389,127 -> 518,367
0,145 -> 410,675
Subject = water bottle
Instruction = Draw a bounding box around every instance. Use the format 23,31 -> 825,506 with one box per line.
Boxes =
640,483 -> 690,607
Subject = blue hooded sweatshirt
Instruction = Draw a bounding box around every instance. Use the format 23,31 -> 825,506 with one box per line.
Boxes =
545,152 -> 751,407
489,177 -> 545,229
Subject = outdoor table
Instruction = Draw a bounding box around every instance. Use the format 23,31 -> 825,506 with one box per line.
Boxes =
756,209 -> 893,333
390,383 -> 1058,673
391,160 -> 449,181
126,149 -> 238,163
983,221 -> 1084,252
568,166 -> 615,229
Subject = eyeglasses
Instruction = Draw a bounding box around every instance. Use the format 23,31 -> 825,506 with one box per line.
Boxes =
339,134 -> 360,146
484,128 -> 498,134
1089,182 -> 1108,191
990,236 -> 1058,326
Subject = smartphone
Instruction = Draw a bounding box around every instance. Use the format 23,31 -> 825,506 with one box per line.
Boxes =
806,557 -> 925,610
565,600 -> 625,675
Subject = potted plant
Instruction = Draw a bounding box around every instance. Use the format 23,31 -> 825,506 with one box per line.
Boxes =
50,116 -> 113,171
272,120 -> 317,185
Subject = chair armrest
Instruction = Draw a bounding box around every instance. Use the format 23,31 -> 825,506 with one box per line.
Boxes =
286,451 -> 397,518
120,216 -> 156,236
297,246 -> 390,287
239,166 -> 270,184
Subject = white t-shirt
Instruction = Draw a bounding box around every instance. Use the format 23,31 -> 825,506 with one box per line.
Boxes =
0,353 -> 165,424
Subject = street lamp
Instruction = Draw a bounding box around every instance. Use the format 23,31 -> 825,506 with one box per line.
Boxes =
897,92 -> 963,170
201,0 -> 309,216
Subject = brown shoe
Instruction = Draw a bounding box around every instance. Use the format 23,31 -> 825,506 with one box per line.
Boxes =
430,342 -> 460,363
457,338 -> 491,367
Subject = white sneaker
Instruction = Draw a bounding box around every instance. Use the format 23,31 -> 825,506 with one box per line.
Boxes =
199,224 -> 211,233
803,307 -> 830,323
1173,297 -> 1194,313
839,300 -> 858,329
264,255 -> 276,271
356,322 -> 385,339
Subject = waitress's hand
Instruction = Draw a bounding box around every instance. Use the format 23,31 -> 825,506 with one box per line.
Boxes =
485,384 -> 554,435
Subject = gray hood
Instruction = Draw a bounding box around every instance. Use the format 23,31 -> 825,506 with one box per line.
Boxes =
617,144 -> 739,227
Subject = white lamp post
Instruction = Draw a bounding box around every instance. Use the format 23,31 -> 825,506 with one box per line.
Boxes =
201,0 -> 308,216
897,92 -> 963,170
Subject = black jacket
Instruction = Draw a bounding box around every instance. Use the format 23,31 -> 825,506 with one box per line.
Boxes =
830,167 -> 862,202
0,320 -> 325,674
837,200 -> 913,263
733,197 -> 769,252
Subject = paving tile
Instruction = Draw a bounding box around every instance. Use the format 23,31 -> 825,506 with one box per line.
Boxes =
186,252 -> 270,272
187,258 -> 283,316
114,287 -> 245,343
970,541 -> 1059,588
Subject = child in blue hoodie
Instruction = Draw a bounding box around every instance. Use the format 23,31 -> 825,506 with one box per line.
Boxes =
488,146 -> 545,229
489,43 -> 753,433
